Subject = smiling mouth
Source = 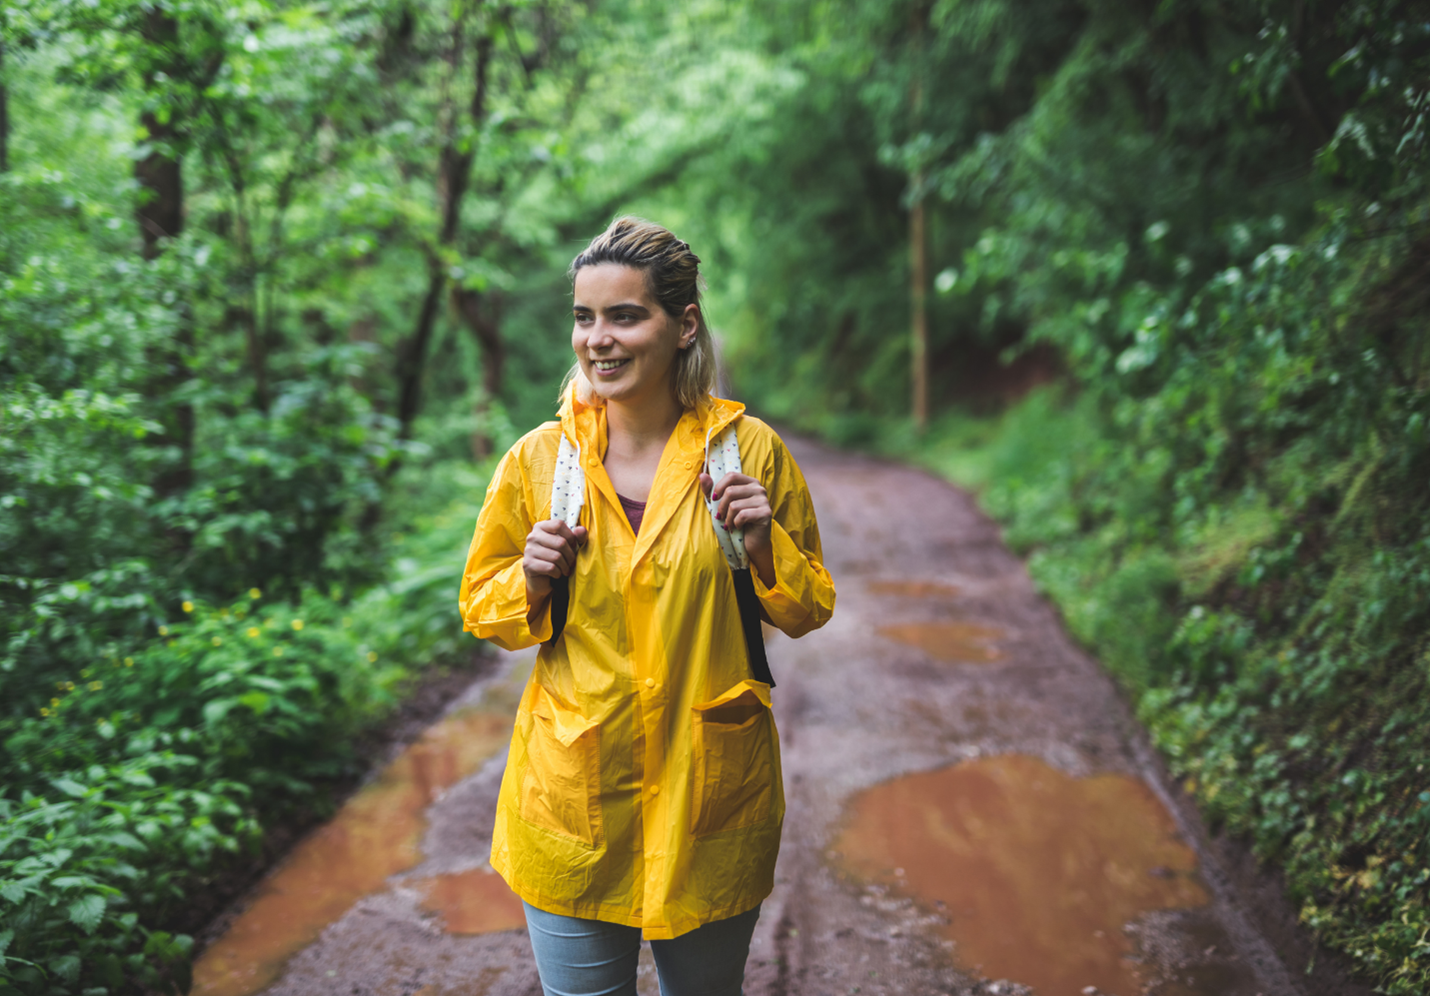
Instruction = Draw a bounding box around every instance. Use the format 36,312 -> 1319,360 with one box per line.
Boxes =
592,359 -> 630,373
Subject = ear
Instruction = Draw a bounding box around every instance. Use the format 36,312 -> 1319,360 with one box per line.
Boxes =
679,303 -> 700,348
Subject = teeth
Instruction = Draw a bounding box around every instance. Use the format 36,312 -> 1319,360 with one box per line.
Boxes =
593,360 -> 627,371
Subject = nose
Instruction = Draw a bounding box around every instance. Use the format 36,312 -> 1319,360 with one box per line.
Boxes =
585,319 -> 617,350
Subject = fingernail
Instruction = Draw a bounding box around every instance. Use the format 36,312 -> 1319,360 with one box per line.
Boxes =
712,491 -> 720,499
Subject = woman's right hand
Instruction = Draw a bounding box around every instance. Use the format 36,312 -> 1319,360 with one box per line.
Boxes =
523,519 -> 588,602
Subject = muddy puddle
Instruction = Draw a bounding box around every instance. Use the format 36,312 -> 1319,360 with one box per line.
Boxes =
833,754 -> 1209,996
866,579 -> 961,599
192,708 -> 512,996
415,867 -> 527,934
878,621 -> 1005,662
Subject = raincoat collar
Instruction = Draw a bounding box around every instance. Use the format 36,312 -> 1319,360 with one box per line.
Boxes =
557,384 -> 745,565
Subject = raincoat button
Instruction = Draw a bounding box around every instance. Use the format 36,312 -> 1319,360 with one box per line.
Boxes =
649,785 -> 660,796
644,678 -> 656,689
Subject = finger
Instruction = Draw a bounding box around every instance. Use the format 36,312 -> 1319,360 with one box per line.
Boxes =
714,480 -> 746,519
529,545 -> 575,577
717,482 -> 764,523
552,520 -> 590,553
528,530 -> 572,554
699,472 -> 714,500
709,472 -> 748,502
726,498 -> 769,531
732,505 -> 772,530
524,553 -> 562,578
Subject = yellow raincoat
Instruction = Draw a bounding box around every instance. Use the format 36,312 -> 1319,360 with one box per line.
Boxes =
459,388 -> 835,938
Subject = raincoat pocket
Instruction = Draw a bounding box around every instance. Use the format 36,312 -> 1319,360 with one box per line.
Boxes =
519,685 -> 604,846
691,680 -> 775,837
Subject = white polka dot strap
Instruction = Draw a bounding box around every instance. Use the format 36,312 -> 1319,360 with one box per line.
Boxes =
550,433 -> 585,528
703,423 -> 748,571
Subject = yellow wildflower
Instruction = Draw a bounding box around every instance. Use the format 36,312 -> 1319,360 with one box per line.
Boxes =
80,668 -> 91,679
51,698 -> 59,707
273,646 -> 285,657
55,681 -> 65,691
367,651 -> 378,663
249,587 -> 262,600
212,636 -> 223,647
124,657 -> 134,667
40,707 -> 50,717
291,619 -> 304,631
89,681 -> 102,691
182,600 -> 194,613
247,627 -> 261,639
158,625 -> 169,636
64,681 -> 75,691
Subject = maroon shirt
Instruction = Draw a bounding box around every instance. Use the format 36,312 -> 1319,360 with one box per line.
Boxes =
617,493 -> 646,535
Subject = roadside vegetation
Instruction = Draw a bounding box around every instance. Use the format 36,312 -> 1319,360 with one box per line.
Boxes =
685,2 -> 1428,992
2,0 -> 1427,994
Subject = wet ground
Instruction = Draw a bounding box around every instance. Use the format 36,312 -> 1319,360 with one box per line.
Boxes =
192,437 -> 1316,996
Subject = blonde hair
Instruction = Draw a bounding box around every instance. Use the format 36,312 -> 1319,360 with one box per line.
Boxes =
561,216 -> 717,410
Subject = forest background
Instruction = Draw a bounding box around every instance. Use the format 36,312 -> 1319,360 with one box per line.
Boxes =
1,0 -> 1427,994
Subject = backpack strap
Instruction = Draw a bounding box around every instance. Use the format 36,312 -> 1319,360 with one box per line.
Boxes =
542,422 -> 774,689
546,433 -> 584,646
703,424 -> 775,688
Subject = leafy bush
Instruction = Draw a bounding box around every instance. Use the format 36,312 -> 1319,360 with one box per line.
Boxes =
909,203 -> 1430,990
0,588 -> 413,995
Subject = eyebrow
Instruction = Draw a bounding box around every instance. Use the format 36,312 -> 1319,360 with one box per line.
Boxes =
572,302 -> 651,314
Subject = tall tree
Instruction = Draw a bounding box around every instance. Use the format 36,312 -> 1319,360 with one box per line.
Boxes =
394,4 -> 493,442
134,5 -> 183,258
1,37 -> 9,174
908,1 -> 928,431
133,3 -> 195,497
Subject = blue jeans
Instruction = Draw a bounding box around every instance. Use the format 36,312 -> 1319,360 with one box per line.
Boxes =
523,901 -> 761,996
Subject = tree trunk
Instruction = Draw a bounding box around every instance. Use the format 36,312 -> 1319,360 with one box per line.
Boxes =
910,188 -> 928,431
136,5 -> 194,497
135,8 -> 184,258
393,20 -> 493,441
1,40 -> 9,173
908,3 -> 929,431
453,287 -> 504,458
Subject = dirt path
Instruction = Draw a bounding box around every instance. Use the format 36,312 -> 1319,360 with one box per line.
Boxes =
192,436 -> 1311,996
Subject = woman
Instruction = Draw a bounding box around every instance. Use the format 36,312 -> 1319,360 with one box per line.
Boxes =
459,217 -> 836,996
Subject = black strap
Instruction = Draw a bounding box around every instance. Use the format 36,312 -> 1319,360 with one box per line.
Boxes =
731,568 -> 775,688
547,575 -> 570,646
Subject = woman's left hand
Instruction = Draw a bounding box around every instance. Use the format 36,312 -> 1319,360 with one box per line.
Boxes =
699,471 -> 776,587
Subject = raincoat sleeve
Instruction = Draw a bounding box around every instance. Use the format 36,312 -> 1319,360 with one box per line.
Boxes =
750,433 -> 836,639
459,444 -> 554,650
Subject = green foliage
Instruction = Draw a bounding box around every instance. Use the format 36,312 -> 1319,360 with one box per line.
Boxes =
0,5 -> 513,989
0,590 -> 387,993
711,0 -> 1430,990
4,0 -> 1429,992
908,214 -> 1430,994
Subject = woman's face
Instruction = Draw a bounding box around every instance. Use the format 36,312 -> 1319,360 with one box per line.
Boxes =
572,263 -> 696,409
